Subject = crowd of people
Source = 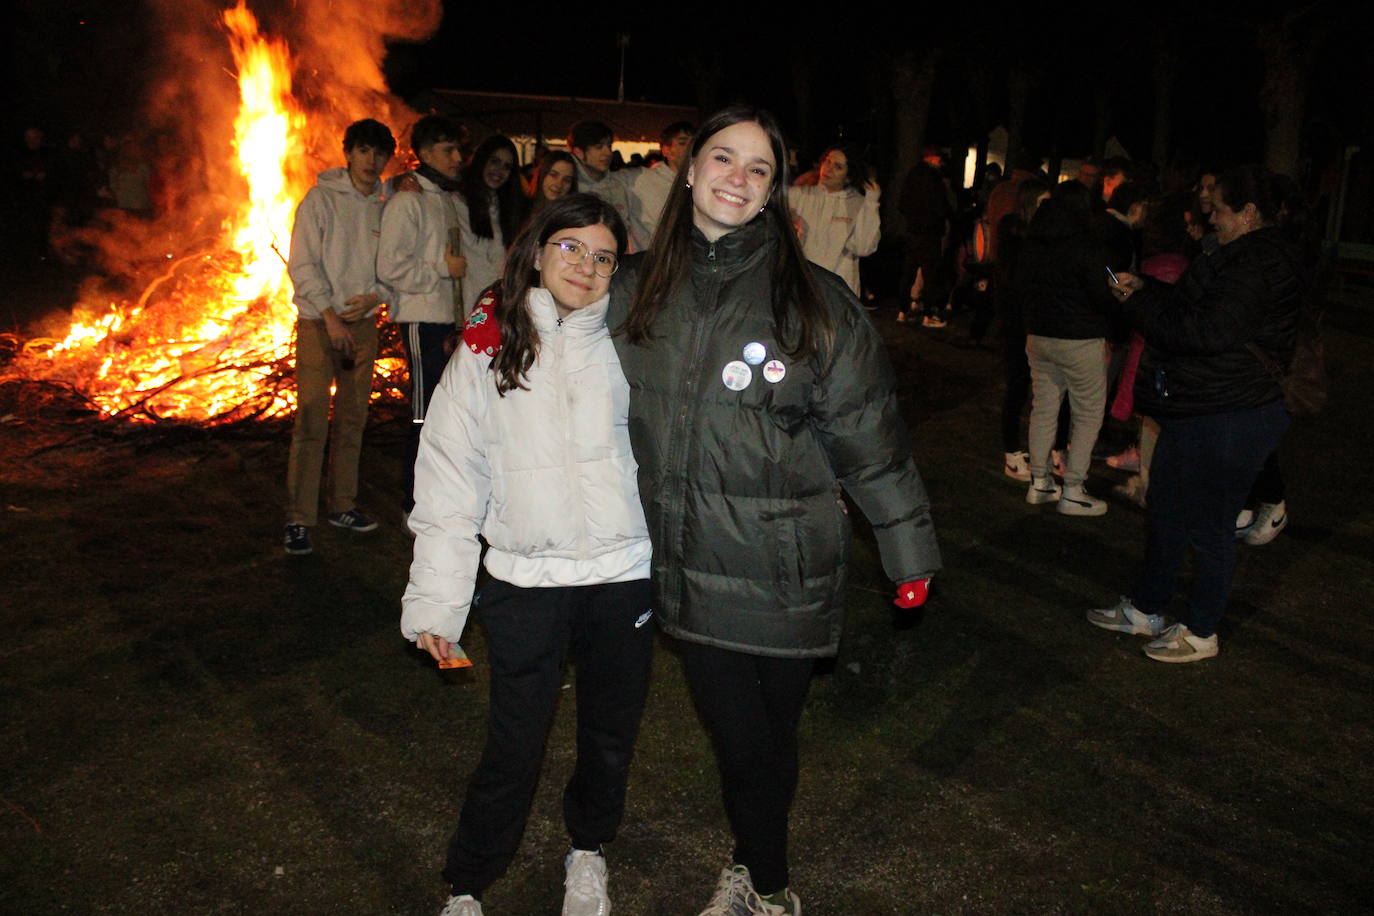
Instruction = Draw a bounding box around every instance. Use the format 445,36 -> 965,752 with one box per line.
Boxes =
266,104 -> 1315,914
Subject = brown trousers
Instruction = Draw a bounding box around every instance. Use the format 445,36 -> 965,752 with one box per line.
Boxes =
285,316 -> 379,526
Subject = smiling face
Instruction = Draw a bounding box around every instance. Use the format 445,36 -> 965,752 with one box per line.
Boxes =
542,160 -> 575,201
685,121 -> 777,242
818,149 -> 849,191
536,223 -> 617,317
345,144 -> 390,194
483,148 -> 515,190
1210,198 -> 1258,246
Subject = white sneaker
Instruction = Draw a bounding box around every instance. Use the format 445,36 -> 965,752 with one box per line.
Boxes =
1058,484 -> 1107,517
757,890 -> 802,916
563,849 -> 610,916
1234,508 -> 1256,539
440,895 -> 483,916
1026,476 -> 1061,505
698,865 -> 766,916
1244,501 -> 1287,546
1144,623 -> 1219,663
1086,597 -> 1165,636
1004,451 -> 1032,482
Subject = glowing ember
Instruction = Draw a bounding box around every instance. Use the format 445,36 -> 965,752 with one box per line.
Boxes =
4,1 -> 405,424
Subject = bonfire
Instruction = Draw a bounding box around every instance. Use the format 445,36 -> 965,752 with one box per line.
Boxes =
2,1 -> 409,426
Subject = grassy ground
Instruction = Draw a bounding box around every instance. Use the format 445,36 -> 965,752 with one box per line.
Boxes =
2,268 -> 1372,914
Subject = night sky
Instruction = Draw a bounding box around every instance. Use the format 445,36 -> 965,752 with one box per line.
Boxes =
6,1 -> 1373,181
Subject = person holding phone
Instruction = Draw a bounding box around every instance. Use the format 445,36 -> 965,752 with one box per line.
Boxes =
1090,165 -> 1304,662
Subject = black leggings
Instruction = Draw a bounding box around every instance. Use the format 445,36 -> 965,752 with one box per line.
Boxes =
678,640 -> 816,896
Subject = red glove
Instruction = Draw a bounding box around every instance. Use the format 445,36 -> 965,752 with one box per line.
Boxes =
893,579 -> 930,608
462,291 -> 502,357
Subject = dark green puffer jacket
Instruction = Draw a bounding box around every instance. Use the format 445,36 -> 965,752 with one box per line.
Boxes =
609,219 -> 941,658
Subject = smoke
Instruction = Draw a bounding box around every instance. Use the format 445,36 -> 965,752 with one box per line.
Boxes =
56,0 -> 441,280
17,0 -> 444,422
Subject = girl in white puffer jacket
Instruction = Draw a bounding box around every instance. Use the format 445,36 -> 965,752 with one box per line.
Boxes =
401,194 -> 651,916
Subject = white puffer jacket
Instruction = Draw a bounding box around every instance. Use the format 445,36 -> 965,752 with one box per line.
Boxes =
400,287 -> 651,643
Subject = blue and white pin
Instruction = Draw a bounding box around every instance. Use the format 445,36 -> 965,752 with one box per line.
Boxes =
742,341 -> 767,365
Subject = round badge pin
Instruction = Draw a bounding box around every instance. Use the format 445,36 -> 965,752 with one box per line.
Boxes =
762,359 -> 786,384
742,341 -> 767,365
722,360 -> 753,391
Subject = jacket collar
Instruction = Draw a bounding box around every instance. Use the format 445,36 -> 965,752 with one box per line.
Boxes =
528,286 -> 609,333
690,217 -> 776,270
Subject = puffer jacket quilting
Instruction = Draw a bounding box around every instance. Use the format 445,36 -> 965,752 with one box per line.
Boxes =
1130,226 -> 1304,418
610,219 -> 940,658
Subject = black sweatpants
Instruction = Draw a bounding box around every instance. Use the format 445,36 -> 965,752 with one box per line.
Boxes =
444,577 -> 655,898
678,640 -> 817,896
400,321 -> 453,512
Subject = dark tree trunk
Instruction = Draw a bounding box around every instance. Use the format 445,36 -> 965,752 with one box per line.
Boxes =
888,48 -> 940,230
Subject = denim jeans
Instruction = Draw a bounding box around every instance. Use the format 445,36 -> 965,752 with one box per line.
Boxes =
1130,401 -> 1291,637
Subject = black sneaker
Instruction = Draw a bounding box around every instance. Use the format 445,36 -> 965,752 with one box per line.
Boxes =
284,524 -> 313,555
327,509 -> 379,532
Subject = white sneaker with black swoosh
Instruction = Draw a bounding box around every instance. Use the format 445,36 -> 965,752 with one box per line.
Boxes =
1244,500 -> 1287,546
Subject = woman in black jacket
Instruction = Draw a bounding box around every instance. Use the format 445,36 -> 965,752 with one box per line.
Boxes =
1087,165 -> 1303,663
610,106 -> 941,915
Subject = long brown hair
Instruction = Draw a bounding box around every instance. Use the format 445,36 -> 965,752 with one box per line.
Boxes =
624,106 -> 833,361
458,134 -> 527,245
490,193 -> 628,395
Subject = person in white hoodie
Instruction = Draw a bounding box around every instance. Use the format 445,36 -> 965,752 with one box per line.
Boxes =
568,120 -> 645,252
631,120 -> 694,246
378,114 -> 468,520
789,144 -> 881,297
283,118 -> 395,556
401,194 -> 651,916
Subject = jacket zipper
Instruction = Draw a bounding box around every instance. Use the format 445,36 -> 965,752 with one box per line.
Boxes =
660,240 -> 724,607
553,322 -> 588,557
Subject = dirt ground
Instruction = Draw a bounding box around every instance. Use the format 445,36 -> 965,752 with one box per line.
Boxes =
2,259 -> 1372,914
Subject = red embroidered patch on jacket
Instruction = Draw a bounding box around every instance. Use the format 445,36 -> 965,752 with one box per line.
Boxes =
462,291 -> 501,356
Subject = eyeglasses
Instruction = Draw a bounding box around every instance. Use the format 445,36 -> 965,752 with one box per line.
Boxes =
545,238 -> 619,277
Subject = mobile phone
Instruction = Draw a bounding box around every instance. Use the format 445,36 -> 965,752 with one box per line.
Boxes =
1106,266 -> 1120,285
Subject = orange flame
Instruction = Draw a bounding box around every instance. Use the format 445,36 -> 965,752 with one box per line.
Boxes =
7,1 -> 403,424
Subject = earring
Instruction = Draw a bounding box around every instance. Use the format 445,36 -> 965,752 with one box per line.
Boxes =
759,206 -> 767,214
685,182 -> 692,190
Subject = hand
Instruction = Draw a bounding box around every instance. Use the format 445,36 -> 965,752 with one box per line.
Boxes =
864,178 -> 881,199
893,579 -> 930,609
417,632 -> 455,664
394,172 -> 421,194
445,250 -> 467,279
322,311 -> 355,356
339,293 -> 379,322
1110,270 -> 1143,301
